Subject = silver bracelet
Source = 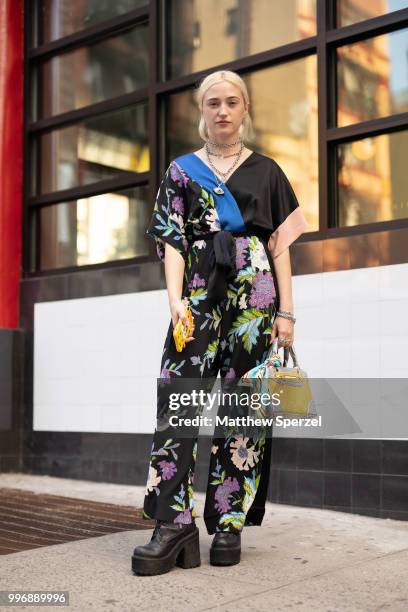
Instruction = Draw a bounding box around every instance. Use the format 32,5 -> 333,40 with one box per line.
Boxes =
276,310 -> 296,323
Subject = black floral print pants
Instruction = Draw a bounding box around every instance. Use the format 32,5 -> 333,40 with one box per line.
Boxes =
143,238 -> 277,535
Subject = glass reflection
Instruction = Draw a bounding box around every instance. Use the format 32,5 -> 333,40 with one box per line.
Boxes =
35,186 -> 150,270
33,105 -> 149,195
38,0 -> 148,44
337,0 -> 408,27
165,0 -> 316,80
36,26 -> 149,119
167,59 -> 318,231
337,28 -> 408,126
337,130 -> 408,226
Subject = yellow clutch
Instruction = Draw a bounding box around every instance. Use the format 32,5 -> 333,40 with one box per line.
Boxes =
173,299 -> 195,352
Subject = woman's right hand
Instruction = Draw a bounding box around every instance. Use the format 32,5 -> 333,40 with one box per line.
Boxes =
169,298 -> 195,341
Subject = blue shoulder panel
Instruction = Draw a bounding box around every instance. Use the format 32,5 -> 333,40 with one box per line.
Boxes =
175,153 -> 246,232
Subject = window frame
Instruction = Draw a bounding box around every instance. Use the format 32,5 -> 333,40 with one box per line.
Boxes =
23,0 -> 408,278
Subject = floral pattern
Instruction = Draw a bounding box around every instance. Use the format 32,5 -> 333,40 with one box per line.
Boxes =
143,157 -> 294,534
230,435 -> 261,471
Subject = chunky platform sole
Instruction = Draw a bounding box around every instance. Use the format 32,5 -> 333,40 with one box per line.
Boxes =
210,550 -> 241,565
132,529 -> 201,576
210,546 -> 241,566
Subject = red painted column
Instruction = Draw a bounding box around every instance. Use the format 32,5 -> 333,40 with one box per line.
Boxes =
0,0 -> 24,328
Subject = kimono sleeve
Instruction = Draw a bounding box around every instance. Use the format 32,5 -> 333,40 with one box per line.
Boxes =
267,162 -> 309,258
146,160 -> 190,262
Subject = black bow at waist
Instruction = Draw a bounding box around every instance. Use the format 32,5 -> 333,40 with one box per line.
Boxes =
193,230 -> 268,302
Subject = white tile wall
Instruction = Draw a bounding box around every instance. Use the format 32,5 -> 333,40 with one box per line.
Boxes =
33,290 -> 169,433
33,263 -> 408,436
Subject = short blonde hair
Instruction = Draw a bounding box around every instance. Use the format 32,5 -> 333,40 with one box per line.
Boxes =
195,70 -> 255,142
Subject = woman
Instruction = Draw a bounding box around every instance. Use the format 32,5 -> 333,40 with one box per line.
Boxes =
132,69 -> 309,576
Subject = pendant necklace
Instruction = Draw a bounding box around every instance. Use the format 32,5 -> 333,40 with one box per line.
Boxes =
204,141 -> 244,196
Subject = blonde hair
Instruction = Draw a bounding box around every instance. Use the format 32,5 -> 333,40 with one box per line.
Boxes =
195,70 -> 255,142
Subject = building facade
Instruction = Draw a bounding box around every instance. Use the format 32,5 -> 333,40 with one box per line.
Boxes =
1,0 -> 408,519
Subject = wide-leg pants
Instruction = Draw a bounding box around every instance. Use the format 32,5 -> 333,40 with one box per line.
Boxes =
142,272 -> 276,535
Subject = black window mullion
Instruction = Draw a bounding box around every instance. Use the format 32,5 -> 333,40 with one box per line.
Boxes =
29,6 -> 149,59
28,171 -> 150,209
327,112 -> 408,144
327,7 -> 408,44
317,0 -> 329,233
28,90 -> 148,136
23,0 -> 34,277
147,0 -> 159,264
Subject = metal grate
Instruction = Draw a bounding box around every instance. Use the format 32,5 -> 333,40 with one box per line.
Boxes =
0,488 -> 154,555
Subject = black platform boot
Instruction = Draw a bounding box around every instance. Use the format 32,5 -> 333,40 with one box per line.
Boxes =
132,520 -> 200,576
210,531 -> 241,566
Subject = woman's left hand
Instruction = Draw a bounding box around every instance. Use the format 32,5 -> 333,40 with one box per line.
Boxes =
270,316 -> 294,348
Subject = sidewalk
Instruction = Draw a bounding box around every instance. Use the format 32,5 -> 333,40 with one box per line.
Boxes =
0,473 -> 408,611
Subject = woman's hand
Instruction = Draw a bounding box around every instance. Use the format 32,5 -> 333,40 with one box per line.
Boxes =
270,315 -> 294,348
169,298 -> 195,342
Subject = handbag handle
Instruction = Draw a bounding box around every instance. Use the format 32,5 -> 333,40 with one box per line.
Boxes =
267,338 -> 299,368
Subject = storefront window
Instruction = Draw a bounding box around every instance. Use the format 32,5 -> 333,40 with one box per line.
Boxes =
32,186 -> 150,270
37,0 -> 148,44
166,58 -> 318,232
337,130 -> 408,226
32,104 -> 149,196
34,25 -> 149,119
165,0 -> 316,80
337,0 -> 408,28
337,28 -> 408,127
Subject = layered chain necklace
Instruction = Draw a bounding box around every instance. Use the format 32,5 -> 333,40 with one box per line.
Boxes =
205,138 -> 244,195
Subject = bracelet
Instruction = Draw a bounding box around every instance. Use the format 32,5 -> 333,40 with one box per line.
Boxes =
276,310 -> 296,323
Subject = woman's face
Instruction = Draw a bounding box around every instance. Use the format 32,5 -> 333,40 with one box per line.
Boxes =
201,80 -> 248,141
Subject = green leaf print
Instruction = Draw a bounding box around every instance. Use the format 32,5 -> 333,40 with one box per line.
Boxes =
247,236 -> 259,251
200,188 -> 215,209
211,306 -> 222,330
219,512 -> 246,529
236,266 -> 257,283
201,187 -> 209,200
242,472 -> 260,513
226,284 -> 245,308
201,338 -> 219,373
189,287 -> 208,305
199,337 -> 220,375
229,309 -> 266,353
170,503 -> 185,511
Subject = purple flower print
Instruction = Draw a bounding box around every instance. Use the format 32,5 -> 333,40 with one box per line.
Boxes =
170,162 -> 189,188
160,367 -> 171,379
249,271 -> 276,308
171,195 -> 184,215
188,272 -> 206,292
174,509 -> 193,524
214,477 -> 240,513
225,367 -> 236,379
236,237 -> 248,253
157,460 -> 177,480
235,238 -> 248,270
235,254 -> 246,270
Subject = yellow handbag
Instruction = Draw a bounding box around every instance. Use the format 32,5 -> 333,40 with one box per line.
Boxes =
173,298 -> 195,352
240,339 -> 316,418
